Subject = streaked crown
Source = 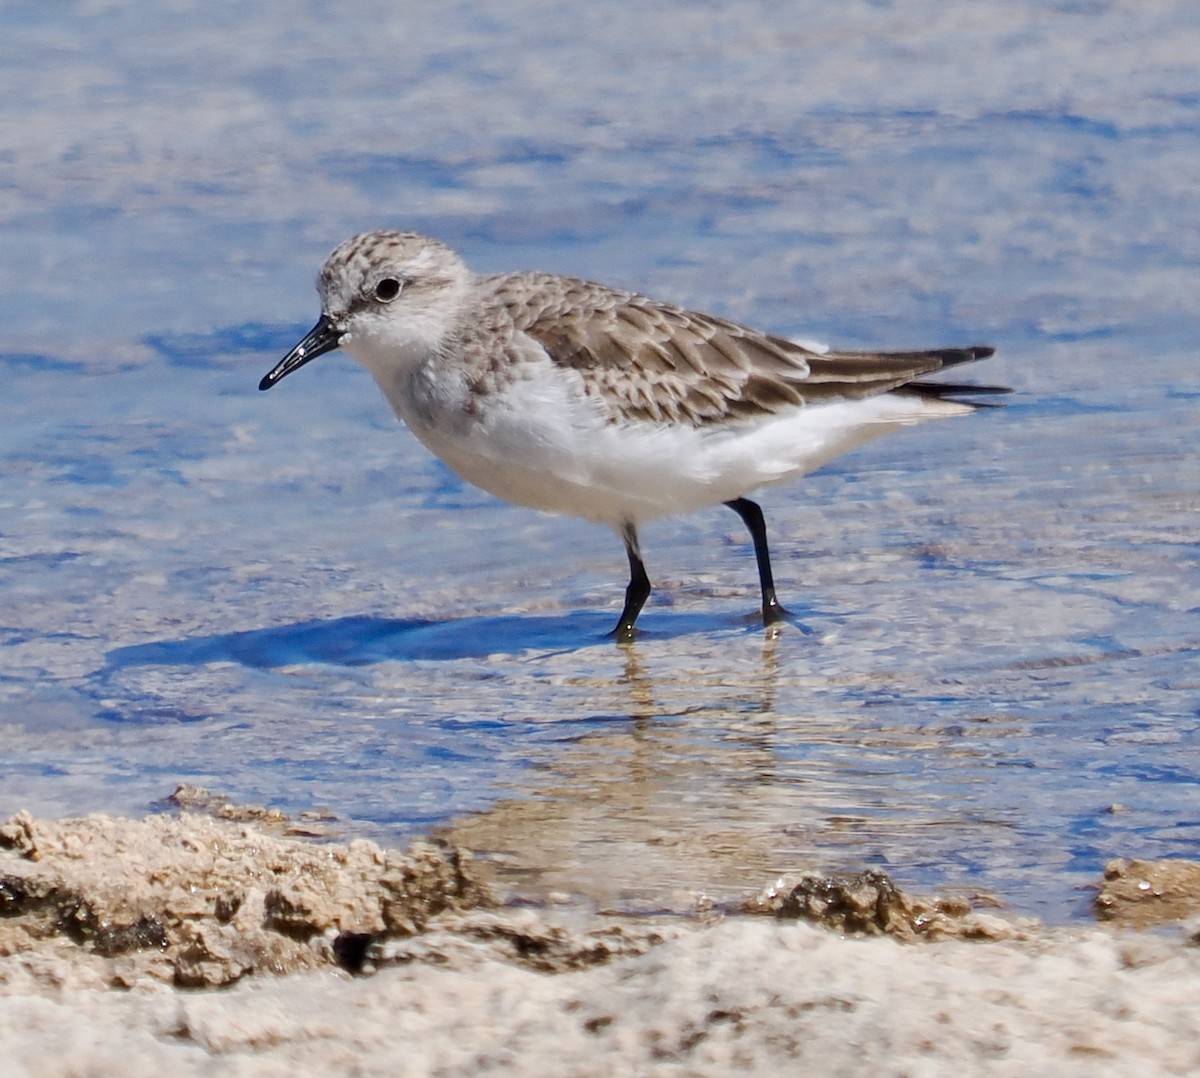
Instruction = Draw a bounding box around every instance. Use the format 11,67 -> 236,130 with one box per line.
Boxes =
317,230 -> 470,322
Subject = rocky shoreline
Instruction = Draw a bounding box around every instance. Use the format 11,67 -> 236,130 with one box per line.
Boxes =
2,796 -> 1199,1074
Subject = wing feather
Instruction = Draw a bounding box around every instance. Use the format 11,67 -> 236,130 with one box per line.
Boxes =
487,273 -> 997,427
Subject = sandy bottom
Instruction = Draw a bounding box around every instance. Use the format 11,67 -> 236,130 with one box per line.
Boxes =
3,797 -> 1200,1076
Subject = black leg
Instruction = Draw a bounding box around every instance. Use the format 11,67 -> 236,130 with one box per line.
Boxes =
724,497 -> 789,625
611,522 -> 651,640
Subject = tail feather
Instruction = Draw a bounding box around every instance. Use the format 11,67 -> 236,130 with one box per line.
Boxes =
905,380 -> 1011,398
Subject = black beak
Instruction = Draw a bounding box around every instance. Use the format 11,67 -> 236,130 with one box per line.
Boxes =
259,315 -> 344,391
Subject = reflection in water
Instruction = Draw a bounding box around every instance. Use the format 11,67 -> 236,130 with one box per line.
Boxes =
416,569 -> 1194,923
440,626 -> 1014,913
615,643 -> 656,721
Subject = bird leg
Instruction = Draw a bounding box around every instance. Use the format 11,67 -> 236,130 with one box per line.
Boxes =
612,522 -> 651,640
724,498 -> 789,625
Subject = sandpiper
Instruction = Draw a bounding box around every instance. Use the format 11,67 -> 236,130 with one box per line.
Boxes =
260,231 -> 1002,638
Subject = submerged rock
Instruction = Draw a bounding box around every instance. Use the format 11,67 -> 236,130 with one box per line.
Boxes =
741,869 -> 1021,941
1095,858 -> 1200,928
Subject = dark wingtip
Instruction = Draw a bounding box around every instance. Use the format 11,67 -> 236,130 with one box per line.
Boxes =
925,344 -> 996,370
258,373 -> 275,391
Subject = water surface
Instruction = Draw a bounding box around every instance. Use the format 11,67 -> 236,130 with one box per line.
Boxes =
1,1 -> 1198,921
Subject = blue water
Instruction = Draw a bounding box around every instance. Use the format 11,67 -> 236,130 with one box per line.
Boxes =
1,1 -> 1198,920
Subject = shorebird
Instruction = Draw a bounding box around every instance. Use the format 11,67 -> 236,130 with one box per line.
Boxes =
260,231 -> 1001,639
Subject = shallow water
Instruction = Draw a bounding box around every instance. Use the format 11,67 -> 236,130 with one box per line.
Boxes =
1,1 -> 1198,921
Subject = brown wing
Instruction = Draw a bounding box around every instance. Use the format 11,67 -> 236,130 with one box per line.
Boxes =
493,273 -> 993,427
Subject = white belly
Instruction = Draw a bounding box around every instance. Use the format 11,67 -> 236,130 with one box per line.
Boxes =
366,350 -> 968,528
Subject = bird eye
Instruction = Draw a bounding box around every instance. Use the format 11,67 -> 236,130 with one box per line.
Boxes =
373,277 -> 403,302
